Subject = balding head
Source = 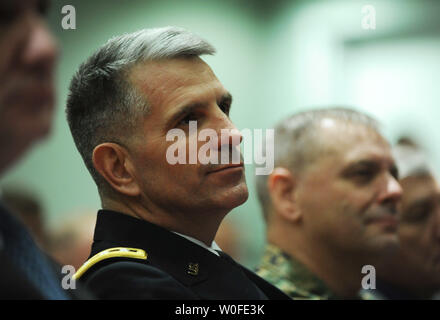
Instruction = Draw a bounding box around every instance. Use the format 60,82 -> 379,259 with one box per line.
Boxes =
256,107 -> 380,220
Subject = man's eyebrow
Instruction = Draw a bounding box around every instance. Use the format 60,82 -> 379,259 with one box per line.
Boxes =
167,92 -> 233,127
167,102 -> 205,127
404,195 -> 440,219
408,197 -> 432,211
408,194 -> 440,210
342,160 -> 380,172
342,159 -> 399,178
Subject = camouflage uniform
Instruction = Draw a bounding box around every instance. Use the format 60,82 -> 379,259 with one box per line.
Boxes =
256,244 -> 373,300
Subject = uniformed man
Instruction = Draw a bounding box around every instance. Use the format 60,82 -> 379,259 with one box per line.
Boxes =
373,139 -> 440,299
0,0 -> 63,299
66,27 -> 290,300
255,108 -> 402,299
0,0 -> 91,300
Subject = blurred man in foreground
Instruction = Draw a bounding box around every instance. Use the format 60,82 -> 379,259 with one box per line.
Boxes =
256,108 -> 402,299
0,0 -> 56,173
374,139 -> 440,299
0,0 -> 68,299
67,27 -> 289,299
2,187 -> 49,251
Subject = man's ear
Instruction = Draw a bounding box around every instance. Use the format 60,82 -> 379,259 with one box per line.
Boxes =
267,167 -> 302,223
92,143 -> 141,197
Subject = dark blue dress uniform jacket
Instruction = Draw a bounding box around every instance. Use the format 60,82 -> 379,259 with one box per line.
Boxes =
79,210 -> 291,300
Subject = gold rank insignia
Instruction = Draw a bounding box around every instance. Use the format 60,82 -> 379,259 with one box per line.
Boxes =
73,247 -> 147,280
187,262 -> 199,276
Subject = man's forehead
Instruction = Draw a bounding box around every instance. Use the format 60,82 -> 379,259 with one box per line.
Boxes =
318,118 -> 380,139
128,57 -> 223,104
316,120 -> 392,165
402,175 -> 439,198
399,175 -> 440,215
129,57 -> 215,87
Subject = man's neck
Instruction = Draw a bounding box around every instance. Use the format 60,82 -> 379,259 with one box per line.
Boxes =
296,246 -> 363,299
102,196 -> 226,247
269,231 -> 362,298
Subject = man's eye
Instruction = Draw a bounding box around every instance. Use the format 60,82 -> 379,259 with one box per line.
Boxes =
405,205 -> 432,222
355,170 -> 372,177
179,114 -> 198,126
352,170 -> 375,183
390,167 -> 399,180
219,103 -> 230,116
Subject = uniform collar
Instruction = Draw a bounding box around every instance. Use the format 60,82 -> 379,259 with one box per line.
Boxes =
172,231 -> 221,257
260,244 -> 339,299
92,210 -> 228,287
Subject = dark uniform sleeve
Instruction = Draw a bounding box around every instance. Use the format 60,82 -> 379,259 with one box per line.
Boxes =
83,261 -> 198,300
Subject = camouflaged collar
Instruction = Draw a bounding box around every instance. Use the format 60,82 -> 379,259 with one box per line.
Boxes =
256,244 -> 339,299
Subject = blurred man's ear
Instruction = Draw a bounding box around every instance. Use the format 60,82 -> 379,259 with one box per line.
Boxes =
267,167 -> 302,223
92,143 -> 141,197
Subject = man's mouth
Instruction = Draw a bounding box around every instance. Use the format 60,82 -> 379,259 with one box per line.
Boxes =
365,215 -> 398,227
207,163 -> 244,174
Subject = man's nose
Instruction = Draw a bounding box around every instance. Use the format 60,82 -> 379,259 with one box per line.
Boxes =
216,114 -> 243,150
21,15 -> 58,72
378,174 -> 403,205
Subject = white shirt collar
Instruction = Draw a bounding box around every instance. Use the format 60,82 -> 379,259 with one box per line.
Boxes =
172,231 -> 221,257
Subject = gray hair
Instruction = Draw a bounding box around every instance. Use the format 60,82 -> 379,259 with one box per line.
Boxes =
256,107 -> 380,220
66,27 -> 215,194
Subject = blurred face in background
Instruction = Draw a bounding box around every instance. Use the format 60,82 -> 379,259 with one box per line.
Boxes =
0,0 -> 58,174
296,121 -> 402,260
396,174 -> 440,292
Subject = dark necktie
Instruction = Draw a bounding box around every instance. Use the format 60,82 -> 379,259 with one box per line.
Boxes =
0,203 -> 68,299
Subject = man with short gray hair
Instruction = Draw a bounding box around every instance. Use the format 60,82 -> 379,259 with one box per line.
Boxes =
67,27 -> 289,299
255,108 -> 402,299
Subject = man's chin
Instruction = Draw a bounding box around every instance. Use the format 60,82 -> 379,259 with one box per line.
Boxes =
369,232 -> 400,257
215,183 -> 249,211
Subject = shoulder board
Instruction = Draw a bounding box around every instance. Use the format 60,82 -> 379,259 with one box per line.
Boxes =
73,247 -> 147,280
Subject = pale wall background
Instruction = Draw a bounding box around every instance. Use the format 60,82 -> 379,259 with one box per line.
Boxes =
2,0 -> 440,268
